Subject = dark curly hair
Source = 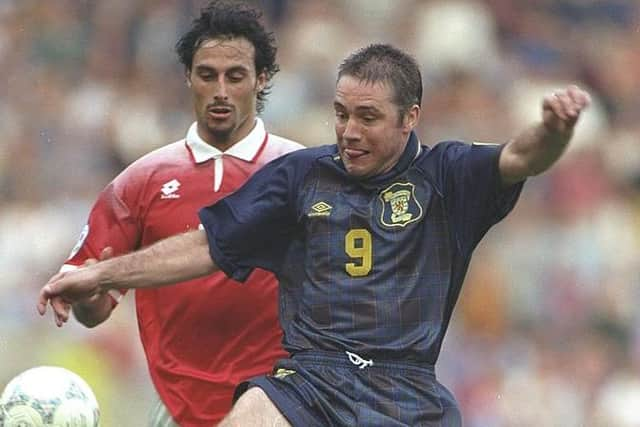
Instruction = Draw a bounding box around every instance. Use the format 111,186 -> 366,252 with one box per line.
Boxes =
175,1 -> 279,113
338,44 -> 422,121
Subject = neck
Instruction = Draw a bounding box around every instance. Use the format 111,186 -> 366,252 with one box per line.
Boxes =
199,116 -> 257,152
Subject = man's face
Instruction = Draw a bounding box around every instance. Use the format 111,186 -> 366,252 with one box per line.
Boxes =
334,76 -> 418,179
187,37 -> 266,148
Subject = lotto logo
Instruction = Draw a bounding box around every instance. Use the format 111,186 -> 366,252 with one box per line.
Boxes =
161,179 -> 181,199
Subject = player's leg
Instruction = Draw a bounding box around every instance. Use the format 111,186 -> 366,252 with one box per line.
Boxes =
148,390 -> 179,427
218,387 -> 291,427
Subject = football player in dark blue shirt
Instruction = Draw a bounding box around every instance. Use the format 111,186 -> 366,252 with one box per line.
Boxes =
39,44 -> 590,426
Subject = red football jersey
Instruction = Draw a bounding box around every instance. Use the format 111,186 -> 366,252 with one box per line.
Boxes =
63,119 -> 302,426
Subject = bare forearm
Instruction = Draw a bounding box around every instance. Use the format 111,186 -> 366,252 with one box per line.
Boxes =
38,230 -> 216,322
499,85 -> 590,185
96,229 -> 217,292
500,123 -> 571,184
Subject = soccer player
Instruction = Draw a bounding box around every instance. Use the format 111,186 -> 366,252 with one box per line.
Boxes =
39,44 -> 590,426
48,2 -> 302,426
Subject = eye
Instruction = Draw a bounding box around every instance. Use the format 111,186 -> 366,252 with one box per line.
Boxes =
227,72 -> 246,83
362,116 -> 377,124
335,111 -> 347,121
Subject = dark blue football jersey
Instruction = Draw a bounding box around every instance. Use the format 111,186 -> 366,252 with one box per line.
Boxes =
199,132 -> 523,364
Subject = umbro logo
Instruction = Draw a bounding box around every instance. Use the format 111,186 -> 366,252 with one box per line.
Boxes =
273,368 -> 296,379
472,141 -> 500,146
308,201 -> 332,217
161,179 -> 181,199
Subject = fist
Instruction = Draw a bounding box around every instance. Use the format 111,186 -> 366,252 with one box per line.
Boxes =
542,85 -> 591,135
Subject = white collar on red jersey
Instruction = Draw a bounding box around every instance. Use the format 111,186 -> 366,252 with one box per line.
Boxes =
185,118 -> 267,164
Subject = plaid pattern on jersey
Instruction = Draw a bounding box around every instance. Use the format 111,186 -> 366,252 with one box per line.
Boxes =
278,164 -> 453,363
203,135 -> 522,426
241,351 -> 462,427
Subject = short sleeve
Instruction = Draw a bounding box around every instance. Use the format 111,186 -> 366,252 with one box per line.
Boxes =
62,175 -> 142,303
423,141 -> 523,253
64,180 -> 141,268
199,153 -> 303,282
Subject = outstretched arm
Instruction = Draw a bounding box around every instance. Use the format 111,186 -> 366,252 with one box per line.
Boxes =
499,85 -> 590,185
38,229 -> 217,323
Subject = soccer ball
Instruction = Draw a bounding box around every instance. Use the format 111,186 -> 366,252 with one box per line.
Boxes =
0,366 -> 99,427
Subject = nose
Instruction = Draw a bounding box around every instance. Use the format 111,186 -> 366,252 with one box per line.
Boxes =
213,75 -> 228,100
341,118 -> 361,142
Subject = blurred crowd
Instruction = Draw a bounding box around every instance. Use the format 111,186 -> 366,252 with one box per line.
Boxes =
1,0 -> 639,425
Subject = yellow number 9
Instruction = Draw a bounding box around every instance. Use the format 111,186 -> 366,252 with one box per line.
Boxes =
345,229 -> 372,277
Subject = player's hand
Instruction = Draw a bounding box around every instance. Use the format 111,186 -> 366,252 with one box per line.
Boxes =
38,247 -> 113,327
542,85 -> 590,136
77,247 -> 114,305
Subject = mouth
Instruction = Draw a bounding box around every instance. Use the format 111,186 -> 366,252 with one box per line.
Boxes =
207,105 -> 233,120
342,147 -> 369,160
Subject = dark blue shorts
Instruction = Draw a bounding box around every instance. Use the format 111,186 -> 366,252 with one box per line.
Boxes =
234,351 -> 462,427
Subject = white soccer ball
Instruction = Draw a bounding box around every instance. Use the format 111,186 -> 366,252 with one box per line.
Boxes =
0,366 -> 99,427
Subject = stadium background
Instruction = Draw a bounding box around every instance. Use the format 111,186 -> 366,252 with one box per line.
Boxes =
1,0 -> 639,425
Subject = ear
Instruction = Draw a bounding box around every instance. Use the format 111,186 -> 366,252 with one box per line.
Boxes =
403,105 -> 421,132
256,72 -> 267,93
185,70 -> 192,88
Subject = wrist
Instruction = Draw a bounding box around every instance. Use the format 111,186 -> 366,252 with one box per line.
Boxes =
94,261 -> 114,293
541,121 -> 573,144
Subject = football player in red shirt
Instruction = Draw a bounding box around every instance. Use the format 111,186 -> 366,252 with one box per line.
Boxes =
54,2 -> 302,426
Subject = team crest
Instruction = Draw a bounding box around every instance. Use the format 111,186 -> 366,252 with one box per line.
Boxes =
379,182 -> 423,228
